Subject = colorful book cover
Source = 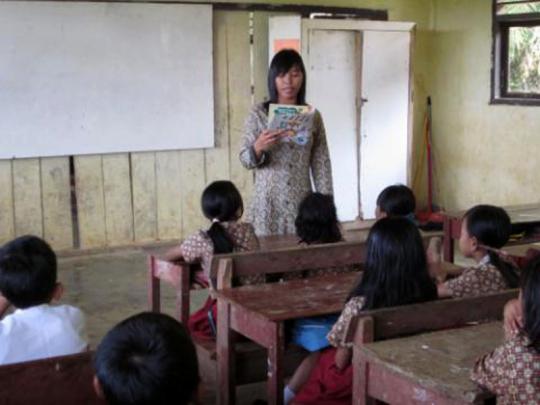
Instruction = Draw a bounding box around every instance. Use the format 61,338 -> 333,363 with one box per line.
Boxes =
268,104 -> 315,146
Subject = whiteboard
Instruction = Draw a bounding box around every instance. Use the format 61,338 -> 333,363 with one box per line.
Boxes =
0,2 -> 214,159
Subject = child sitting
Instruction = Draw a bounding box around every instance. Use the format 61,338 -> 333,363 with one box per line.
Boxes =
286,217 -> 437,405
471,256 -> 540,404
165,180 -> 262,340
375,184 -> 416,221
0,235 -> 87,365
94,312 -> 200,405
285,192 -> 350,280
437,205 -> 519,298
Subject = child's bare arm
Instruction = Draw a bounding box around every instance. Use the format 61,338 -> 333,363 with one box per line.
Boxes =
437,282 -> 452,298
503,298 -> 522,340
163,245 -> 184,262
0,294 -> 10,319
334,347 -> 352,370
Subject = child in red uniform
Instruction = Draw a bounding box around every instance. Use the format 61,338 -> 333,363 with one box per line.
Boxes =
165,180 -> 262,340
286,217 -> 437,405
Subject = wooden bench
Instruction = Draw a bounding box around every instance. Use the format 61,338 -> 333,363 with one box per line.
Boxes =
350,289 -> 518,404
0,351 -> 104,405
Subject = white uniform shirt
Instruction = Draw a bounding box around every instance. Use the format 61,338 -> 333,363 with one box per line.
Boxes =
0,304 -> 88,365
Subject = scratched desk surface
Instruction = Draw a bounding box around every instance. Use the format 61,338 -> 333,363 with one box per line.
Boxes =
215,272 -> 359,322
359,322 -> 503,403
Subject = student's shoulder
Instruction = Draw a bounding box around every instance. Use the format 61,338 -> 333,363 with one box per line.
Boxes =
50,304 -> 86,323
343,296 -> 366,314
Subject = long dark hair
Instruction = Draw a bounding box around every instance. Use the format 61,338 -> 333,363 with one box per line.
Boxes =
348,217 -> 437,308
521,256 -> 540,352
201,181 -> 243,254
464,205 -> 519,288
263,49 -> 307,112
295,193 -> 342,245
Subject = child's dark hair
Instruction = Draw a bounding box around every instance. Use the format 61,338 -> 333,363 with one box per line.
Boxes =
295,192 -> 342,244
202,180 -> 243,254
348,217 -> 437,308
0,235 -> 57,309
464,205 -> 519,288
521,256 -> 540,352
376,185 -> 416,217
263,49 -> 307,112
94,312 -> 200,405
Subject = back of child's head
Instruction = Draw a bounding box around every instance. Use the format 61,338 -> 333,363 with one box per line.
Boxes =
349,217 -> 436,309
201,180 -> 243,254
376,184 -> 416,218
94,312 -> 200,405
521,256 -> 540,352
0,235 -> 57,309
464,204 -> 518,288
295,192 -> 342,244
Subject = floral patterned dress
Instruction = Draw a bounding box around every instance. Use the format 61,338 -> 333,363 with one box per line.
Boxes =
443,256 -> 509,298
471,333 -> 540,404
239,103 -> 333,236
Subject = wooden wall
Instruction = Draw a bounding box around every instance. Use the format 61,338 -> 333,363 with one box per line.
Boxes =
0,10 -> 271,251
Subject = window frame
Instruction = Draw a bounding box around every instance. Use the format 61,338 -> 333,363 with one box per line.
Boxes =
491,1 -> 540,106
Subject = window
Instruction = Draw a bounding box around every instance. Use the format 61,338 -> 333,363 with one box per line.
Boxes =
492,0 -> 540,105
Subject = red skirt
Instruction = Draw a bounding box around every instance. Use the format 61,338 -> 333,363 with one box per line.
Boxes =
188,297 -> 217,341
293,347 -> 352,405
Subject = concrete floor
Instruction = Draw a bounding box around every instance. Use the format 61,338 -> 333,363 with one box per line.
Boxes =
58,246 -> 264,405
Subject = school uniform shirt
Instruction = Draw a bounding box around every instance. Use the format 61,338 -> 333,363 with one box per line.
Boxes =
443,255 -> 508,298
179,221 -> 264,285
471,333 -> 540,405
327,296 -> 366,348
0,304 -> 88,365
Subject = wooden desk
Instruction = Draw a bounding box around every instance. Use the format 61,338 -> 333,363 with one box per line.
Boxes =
443,203 -> 540,262
355,322 -> 503,405
215,272 -> 359,405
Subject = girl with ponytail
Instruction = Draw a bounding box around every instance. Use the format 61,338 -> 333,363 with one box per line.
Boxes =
438,204 -> 519,298
165,180 -> 262,340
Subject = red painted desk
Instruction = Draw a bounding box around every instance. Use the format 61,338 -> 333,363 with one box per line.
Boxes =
443,203 -> 540,262
215,272 -> 359,405
355,322 -> 502,405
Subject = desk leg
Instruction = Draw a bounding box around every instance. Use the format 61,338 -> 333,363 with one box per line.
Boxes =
443,216 -> 455,263
217,299 -> 236,405
147,256 -> 160,313
267,322 -> 284,405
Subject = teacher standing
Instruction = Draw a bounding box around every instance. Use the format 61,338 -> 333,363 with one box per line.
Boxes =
239,49 -> 333,236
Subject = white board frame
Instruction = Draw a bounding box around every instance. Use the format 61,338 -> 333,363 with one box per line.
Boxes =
0,2 -> 214,159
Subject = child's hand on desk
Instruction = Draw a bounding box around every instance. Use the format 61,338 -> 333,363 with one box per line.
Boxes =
503,298 -> 523,340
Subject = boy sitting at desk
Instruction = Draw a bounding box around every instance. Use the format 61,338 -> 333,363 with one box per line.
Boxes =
0,235 -> 88,365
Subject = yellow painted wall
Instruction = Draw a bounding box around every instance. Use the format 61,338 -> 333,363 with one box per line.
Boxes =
4,0 -> 536,250
430,0 -> 540,210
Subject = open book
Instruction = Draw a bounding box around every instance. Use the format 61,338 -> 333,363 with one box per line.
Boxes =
268,104 -> 315,146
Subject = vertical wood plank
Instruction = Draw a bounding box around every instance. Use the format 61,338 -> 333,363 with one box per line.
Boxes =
156,151 -> 183,240
205,10 -> 231,184
12,159 -> 43,238
0,160 -> 15,245
74,155 -> 107,248
131,152 -> 158,242
41,157 -> 73,250
252,12 -> 270,103
102,153 -> 134,245
180,150 -> 206,237
226,12 -> 254,204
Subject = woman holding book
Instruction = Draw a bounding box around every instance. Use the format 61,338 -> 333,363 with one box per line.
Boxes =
239,49 -> 333,236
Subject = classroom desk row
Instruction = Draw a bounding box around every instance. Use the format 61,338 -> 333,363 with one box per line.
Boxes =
215,267 -> 507,405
